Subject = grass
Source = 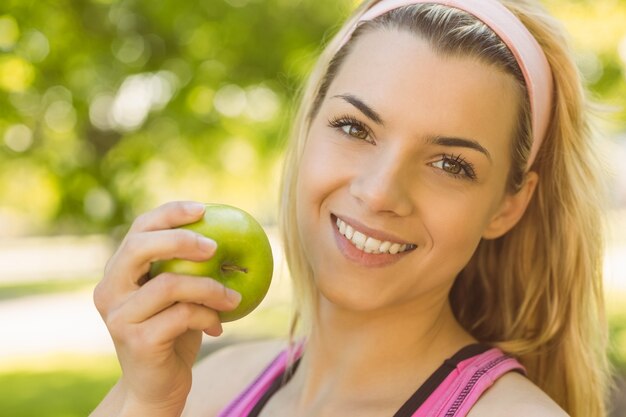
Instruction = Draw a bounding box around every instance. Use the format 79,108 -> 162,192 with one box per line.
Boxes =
0,279 -> 116,417
0,355 -> 120,417
0,278 -> 97,301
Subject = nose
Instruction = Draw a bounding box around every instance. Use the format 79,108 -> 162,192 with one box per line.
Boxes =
349,147 -> 414,217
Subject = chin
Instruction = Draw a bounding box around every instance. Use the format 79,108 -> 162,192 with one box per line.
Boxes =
311,265 -> 403,317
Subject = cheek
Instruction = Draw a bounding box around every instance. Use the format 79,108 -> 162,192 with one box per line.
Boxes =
295,136 -> 343,260
296,131 -> 350,214
296,139 -> 328,218
421,189 -> 497,262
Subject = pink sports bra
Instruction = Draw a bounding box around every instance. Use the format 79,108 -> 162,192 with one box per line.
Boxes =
217,343 -> 525,417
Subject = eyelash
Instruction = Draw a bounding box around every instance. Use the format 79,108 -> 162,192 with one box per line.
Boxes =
326,114 -> 477,181
327,114 -> 375,144
433,153 -> 477,181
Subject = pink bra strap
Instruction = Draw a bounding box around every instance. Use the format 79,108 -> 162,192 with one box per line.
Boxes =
411,348 -> 526,417
217,345 -> 523,417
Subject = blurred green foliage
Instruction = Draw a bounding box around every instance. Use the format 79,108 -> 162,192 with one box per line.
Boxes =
0,0 -> 355,235
0,0 -> 624,237
610,312 -> 626,371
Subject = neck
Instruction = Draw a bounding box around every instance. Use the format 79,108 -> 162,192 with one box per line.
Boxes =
289,290 -> 476,412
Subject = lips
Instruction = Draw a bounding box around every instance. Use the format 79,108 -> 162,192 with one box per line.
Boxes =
332,215 -> 417,255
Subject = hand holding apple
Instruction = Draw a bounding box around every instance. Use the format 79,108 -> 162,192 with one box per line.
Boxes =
149,203 -> 273,322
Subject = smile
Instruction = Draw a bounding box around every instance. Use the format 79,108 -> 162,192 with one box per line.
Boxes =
335,216 -> 417,255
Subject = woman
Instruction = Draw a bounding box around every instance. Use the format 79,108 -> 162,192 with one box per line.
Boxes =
91,0 -> 611,416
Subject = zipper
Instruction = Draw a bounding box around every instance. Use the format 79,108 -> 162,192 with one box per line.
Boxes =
443,355 -> 510,417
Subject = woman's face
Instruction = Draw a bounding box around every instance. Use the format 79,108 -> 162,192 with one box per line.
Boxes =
296,29 -> 521,314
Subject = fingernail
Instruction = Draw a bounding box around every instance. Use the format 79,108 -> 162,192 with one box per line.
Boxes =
185,202 -> 205,215
204,326 -> 223,336
198,236 -> 217,253
226,288 -> 242,305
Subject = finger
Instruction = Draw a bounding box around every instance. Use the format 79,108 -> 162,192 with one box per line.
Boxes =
138,302 -> 223,345
129,201 -> 206,234
122,273 -> 241,323
114,228 -> 217,281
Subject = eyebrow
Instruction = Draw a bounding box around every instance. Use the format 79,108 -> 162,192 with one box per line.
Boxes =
426,136 -> 492,162
332,93 -> 492,163
332,94 -> 385,126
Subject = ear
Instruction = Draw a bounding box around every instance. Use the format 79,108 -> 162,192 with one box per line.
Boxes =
482,172 -> 539,240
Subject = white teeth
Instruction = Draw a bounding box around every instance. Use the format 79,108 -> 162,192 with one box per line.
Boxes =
364,237 -> 381,253
352,231 -> 366,250
389,243 -> 401,254
335,217 -> 414,255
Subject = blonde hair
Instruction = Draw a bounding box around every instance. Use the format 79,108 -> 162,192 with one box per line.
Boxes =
278,1 -> 612,415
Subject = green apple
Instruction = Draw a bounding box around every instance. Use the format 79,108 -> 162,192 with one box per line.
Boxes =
149,203 -> 273,322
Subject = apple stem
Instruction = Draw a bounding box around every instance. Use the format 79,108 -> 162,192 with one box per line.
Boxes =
221,264 -> 248,274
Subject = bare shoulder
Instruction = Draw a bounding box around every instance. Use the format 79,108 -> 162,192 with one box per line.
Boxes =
468,371 -> 569,417
182,338 -> 287,417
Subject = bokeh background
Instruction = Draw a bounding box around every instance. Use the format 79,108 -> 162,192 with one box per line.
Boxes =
0,0 -> 625,416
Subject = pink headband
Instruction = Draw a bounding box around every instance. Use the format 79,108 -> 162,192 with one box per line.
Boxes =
338,0 -> 553,169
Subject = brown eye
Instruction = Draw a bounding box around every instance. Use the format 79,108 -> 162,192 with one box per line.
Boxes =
430,154 -> 477,180
345,124 -> 368,140
442,159 -> 462,175
328,115 -> 376,144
